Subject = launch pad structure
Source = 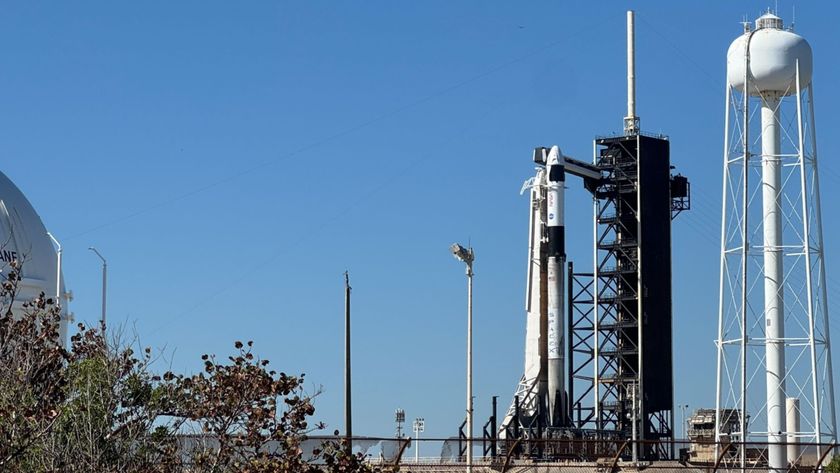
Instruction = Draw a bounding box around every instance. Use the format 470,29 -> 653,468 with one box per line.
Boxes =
494,11 -> 691,462
483,9 -> 839,469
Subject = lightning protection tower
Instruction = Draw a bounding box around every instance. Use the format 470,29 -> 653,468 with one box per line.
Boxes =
715,12 -> 836,472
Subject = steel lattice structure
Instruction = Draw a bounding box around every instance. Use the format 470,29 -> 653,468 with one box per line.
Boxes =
715,15 -> 837,471
568,263 -> 596,429
591,135 -> 675,460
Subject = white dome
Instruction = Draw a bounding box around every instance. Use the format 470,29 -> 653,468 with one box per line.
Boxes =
0,171 -> 69,344
727,14 -> 812,96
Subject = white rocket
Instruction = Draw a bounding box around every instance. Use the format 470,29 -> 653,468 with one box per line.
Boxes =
501,145 -> 567,431
545,146 -> 566,427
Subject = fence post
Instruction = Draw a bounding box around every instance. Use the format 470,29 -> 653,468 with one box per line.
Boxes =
813,443 -> 838,473
610,440 -> 630,473
388,438 -> 411,472
712,442 -> 734,473
501,438 -> 523,473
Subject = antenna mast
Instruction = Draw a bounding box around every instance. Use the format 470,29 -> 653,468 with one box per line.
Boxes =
624,10 -> 640,135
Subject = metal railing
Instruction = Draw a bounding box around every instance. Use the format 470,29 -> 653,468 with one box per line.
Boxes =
320,436 -> 840,473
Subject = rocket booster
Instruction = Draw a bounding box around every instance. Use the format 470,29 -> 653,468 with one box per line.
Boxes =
499,144 -> 569,435
546,145 -> 566,427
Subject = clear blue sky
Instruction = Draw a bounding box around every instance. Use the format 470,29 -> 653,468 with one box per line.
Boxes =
2,0 -> 840,443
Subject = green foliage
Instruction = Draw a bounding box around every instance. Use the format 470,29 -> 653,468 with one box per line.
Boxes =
161,340 -> 378,472
0,260 -> 69,468
0,263 -> 377,472
826,455 -> 840,473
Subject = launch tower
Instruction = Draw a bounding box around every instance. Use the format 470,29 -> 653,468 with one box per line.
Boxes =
499,11 -> 689,461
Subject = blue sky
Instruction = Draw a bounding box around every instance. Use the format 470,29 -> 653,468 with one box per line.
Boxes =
2,0 -> 840,444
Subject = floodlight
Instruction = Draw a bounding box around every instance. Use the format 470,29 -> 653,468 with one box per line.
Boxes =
450,243 -> 473,265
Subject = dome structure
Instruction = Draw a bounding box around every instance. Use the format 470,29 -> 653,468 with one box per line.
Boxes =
0,171 -> 69,344
727,12 -> 813,96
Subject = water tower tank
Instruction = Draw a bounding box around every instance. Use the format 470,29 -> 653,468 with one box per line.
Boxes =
727,12 -> 812,96
0,171 -> 69,344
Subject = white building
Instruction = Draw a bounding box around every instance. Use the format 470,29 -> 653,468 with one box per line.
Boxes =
0,171 -> 70,344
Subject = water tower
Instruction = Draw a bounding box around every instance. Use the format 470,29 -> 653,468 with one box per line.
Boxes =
715,11 -> 836,471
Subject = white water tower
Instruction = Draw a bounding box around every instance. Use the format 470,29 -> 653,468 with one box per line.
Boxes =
716,11 -> 836,471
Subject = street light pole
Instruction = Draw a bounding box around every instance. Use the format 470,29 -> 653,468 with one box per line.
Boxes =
466,258 -> 473,472
88,247 -> 107,328
680,404 -> 689,440
450,243 -> 474,473
46,233 -> 61,306
47,232 -> 65,345
395,409 -> 405,438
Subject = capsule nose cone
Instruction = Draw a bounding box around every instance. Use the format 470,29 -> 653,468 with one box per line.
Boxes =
547,145 -> 562,165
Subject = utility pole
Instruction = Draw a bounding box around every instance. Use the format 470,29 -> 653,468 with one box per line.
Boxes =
344,271 -> 352,452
